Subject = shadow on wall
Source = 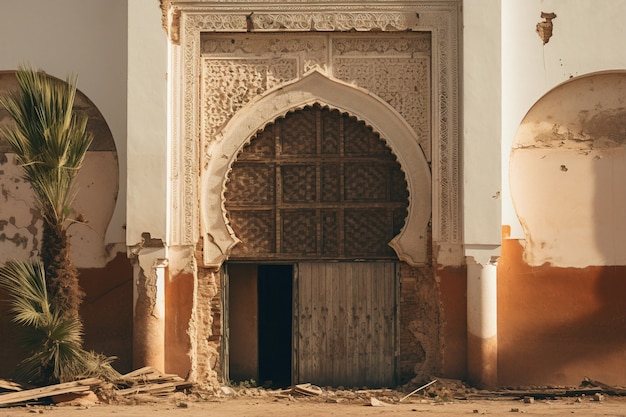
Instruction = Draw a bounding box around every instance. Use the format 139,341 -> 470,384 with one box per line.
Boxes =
504,71 -> 626,387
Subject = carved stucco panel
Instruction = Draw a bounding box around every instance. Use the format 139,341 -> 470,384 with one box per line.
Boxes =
332,33 -> 431,160
200,33 -> 430,168
171,3 -> 461,265
249,12 -> 418,32
331,35 -> 431,159
418,9 -> 461,254
332,54 -> 430,160
201,58 -> 299,169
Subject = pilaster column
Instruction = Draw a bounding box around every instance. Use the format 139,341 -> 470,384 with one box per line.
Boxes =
466,255 -> 498,388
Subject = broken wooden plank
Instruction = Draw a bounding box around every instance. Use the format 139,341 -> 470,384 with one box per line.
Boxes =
121,366 -> 181,380
120,366 -> 165,379
399,379 -> 438,402
0,378 -> 102,406
564,387 -> 604,396
0,379 -> 22,392
583,377 -> 626,396
115,382 -> 175,396
292,383 -> 323,396
116,366 -> 185,386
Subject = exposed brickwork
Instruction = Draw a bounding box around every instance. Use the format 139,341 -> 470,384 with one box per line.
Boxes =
190,266 -> 222,388
398,262 -> 443,385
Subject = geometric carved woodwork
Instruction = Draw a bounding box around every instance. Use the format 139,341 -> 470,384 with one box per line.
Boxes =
225,104 -> 408,260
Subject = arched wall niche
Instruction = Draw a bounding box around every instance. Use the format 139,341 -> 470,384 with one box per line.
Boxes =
510,70 -> 626,267
0,70 -> 119,267
201,70 -> 431,267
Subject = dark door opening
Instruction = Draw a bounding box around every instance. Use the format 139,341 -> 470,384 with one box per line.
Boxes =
227,264 -> 293,389
258,265 -> 293,388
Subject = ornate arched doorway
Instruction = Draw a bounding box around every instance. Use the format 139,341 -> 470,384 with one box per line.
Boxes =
224,104 -> 409,388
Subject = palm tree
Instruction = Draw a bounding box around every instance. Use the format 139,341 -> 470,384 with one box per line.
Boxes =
0,66 -> 121,384
0,66 -> 92,321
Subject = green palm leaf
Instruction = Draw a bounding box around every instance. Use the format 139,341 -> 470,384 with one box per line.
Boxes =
0,260 -> 120,384
0,65 -> 93,225
0,260 -> 49,327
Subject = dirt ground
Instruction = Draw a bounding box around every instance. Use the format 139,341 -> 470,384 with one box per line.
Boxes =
3,389 -> 626,417
3,396 -> 626,417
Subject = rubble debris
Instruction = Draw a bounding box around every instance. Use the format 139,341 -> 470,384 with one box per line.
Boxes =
399,379 -> 437,402
51,390 -> 99,406
369,397 -> 389,406
582,377 -> 626,396
220,386 -> 237,396
291,383 -> 323,397
3,372 -> 626,409
111,366 -> 193,398
0,366 -> 194,408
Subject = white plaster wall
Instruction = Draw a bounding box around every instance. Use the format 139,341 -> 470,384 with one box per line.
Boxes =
0,153 -> 118,268
511,148 -> 626,267
501,0 -> 626,239
462,0 -> 502,262
0,0 -> 128,249
126,1 -> 169,245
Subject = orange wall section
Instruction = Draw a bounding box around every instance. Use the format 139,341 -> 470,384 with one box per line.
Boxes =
80,252 -> 134,374
498,237 -> 626,387
0,253 -> 134,379
438,265 -> 468,380
165,270 -> 194,377
0,252 -> 134,379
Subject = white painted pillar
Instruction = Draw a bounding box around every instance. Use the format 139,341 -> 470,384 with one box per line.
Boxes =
463,0 -> 502,389
466,256 -> 498,388
127,0 -> 170,374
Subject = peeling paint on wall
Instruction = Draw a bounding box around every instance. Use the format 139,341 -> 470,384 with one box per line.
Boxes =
511,71 -> 626,267
0,71 -> 121,268
536,12 -> 557,45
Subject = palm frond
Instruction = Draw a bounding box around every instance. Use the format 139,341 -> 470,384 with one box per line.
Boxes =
0,259 -> 120,384
0,65 -> 93,225
15,312 -> 85,384
0,260 -> 49,327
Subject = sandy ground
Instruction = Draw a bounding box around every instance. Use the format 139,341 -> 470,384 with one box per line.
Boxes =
3,393 -> 626,417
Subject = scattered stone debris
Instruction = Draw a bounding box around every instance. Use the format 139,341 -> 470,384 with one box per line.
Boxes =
368,397 -> 389,406
399,379 -> 437,402
291,383 -> 323,397
2,373 -> 625,409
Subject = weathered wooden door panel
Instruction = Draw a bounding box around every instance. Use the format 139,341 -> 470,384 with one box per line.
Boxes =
295,262 -> 397,388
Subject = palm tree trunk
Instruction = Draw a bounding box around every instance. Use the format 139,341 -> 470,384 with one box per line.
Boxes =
41,220 -> 84,320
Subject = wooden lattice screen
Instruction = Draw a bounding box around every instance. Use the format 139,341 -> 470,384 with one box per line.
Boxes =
224,104 -> 409,260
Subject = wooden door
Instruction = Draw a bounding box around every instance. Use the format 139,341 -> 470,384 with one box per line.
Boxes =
294,262 -> 398,388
